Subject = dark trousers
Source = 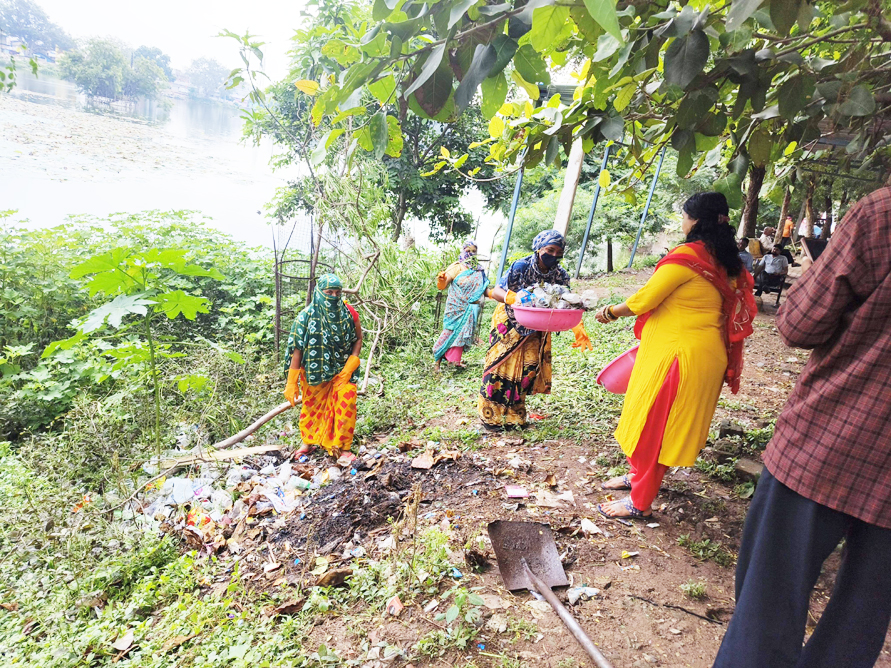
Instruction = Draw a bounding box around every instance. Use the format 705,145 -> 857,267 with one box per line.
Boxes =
754,272 -> 784,296
713,468 -> 891,668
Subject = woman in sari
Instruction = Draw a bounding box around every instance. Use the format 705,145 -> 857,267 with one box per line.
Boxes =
477,230 -> 591,429
283,274 -> 363,462
596,193 -> 756,519
433,240 -> 488,372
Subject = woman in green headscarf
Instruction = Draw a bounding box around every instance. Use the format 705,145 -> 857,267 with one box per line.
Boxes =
283,274 -> 363,460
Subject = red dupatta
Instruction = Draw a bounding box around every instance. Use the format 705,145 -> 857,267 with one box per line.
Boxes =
633,241 -> 756,394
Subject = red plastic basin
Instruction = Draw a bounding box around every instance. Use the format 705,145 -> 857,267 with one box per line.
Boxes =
596,345 -> 640,394
512,305 -> 584,332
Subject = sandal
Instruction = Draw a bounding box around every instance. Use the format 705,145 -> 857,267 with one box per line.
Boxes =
295,444 -> 317,457
601,474 -> 632,491
598,496 -> 652,521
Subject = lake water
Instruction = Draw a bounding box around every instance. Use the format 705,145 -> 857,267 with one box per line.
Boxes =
0,72 -> 300,248
0,73 -> 510,258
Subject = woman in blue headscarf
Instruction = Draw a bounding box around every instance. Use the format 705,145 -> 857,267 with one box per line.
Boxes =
477,230 -> 590,429
433,240 -> 488,372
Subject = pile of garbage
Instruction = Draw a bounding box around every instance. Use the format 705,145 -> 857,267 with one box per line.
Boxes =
125,425 -> 496,576
517,283 -> 600,310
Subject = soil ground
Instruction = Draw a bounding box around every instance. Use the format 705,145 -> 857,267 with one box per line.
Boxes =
194,264 -> 891,668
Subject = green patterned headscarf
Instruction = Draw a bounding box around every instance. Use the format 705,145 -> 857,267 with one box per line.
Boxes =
283,274 -> 358,385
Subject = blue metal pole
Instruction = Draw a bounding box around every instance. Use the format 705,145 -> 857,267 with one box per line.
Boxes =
496,166 -> 525,282
627,146 -> 667,269
574,144 -> 612,279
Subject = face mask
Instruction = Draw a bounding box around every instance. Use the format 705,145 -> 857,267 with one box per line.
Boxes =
539,251 -> 561,269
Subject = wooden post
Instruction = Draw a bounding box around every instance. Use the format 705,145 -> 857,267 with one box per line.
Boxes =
553,138 -> 585,236
606,238 -> 613,272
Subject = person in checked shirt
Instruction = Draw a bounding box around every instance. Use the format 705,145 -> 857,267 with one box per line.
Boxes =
713,187 -> 891,668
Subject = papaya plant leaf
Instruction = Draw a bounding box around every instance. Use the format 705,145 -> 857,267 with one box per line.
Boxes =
69,248 -> 131,280
155,290 -> 210,320
82,294 -> 156,333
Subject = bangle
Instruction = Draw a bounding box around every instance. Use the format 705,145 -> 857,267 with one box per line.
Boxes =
607,305 -> 618,321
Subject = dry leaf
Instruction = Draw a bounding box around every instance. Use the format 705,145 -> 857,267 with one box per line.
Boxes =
270,599 -> 306,616
315,568 -> 352,587
111,629 -> 134,652
161,633 -> 199,652
411,450 -> 435,469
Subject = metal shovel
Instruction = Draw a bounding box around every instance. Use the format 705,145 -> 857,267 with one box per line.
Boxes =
487,520 -> 615,668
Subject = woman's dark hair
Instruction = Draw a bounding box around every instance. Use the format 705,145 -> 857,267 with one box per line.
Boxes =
683,192 -> 743,277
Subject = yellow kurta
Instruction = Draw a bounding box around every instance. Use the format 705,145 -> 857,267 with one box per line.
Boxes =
614,246 -> 727,467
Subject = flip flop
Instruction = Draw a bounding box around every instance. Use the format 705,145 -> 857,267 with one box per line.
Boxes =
295,444 -> 317,457
601,474 -> 632,491
598,496 -> 651,521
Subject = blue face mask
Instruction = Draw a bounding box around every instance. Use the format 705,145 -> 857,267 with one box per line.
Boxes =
538,251 -> 561,269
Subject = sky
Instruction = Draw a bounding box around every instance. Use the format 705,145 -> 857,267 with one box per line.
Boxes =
38,0 -> 308,79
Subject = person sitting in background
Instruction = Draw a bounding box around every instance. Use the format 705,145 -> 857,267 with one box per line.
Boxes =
814,222 -> 823,239
758,227 -> 776,253
737,237 -> 754,273
747,236 -> 764,260
754,245 -> 789,296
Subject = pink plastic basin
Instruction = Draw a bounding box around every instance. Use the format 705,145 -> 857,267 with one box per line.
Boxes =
596,345 -> 640,394
512,305 -> 584,332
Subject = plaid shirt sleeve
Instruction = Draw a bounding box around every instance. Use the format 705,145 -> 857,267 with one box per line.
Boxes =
777,197 -> 890,349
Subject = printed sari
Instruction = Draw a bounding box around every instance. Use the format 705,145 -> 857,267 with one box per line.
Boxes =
433,267 -> 488,363
477,248 -> 569,428
284,274 -> 361,455
477,303 -> 552,427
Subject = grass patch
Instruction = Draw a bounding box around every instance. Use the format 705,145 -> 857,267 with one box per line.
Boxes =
678,534 -> 735,567
679,580 -> 708,600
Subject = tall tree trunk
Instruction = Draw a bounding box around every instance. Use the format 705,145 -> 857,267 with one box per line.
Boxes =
775,186 -> 792,245
606,238 -> 613,273
803,178 -> 816,239
390,190 -> 407,242
822,181 -> 834,241
741,165 -> 766,238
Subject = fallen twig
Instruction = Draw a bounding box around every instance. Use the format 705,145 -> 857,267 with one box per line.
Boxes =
629,594 -> 725,625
